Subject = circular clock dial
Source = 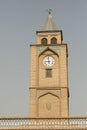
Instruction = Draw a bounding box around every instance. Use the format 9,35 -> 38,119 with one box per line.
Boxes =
43,56 -> 55,67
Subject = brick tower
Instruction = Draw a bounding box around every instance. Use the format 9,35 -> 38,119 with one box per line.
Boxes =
29,11 -> 69,118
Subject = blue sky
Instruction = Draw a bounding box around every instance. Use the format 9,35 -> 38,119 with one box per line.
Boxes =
0,0 -> 87,117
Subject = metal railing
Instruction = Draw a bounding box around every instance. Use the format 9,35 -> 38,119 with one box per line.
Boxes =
0,117 -> 87,129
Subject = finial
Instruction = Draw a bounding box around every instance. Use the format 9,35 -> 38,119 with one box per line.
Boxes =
47,9 -> 52,14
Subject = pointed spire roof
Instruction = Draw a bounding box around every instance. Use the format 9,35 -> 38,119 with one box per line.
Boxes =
41,10 -> 58,31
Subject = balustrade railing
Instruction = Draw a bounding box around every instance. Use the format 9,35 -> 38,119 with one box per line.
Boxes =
0,117 -> 87,129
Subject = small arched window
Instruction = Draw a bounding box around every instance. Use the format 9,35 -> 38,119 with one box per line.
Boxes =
51,37 -> 57,44
41,38 -> 47,45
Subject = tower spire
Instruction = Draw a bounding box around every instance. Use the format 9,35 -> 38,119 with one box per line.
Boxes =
41,10 -> 58,31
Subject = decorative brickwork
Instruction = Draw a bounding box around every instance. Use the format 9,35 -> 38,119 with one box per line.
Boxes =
30,27 -> 69,118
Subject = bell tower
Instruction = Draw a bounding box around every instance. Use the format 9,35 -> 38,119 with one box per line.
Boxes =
29,11 -> 69,118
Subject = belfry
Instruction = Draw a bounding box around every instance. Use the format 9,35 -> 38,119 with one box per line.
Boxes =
30,11 -> 69,118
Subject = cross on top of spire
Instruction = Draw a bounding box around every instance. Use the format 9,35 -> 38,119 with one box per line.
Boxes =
48,9 -> 52,14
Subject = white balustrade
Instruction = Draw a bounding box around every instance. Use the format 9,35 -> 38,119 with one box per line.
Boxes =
0,117 -> 87,129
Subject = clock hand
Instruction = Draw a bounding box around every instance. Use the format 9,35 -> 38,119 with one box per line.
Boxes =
45,60 -> 50,64
47,56 -> 50,63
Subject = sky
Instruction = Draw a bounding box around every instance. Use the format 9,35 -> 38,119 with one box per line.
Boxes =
0,0 -> 87,117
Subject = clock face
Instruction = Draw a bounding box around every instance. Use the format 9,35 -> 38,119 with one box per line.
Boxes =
43,56 -> 55,67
